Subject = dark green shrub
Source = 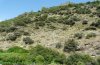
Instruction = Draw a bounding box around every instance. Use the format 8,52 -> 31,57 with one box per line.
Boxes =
22,17 -> 32,24
96,6 -> 100,17
48,25 -> 56,30
97,57 -> 100,65
97,13 -> 100,18
56,43 -> 62,49
85,26 -> 97,30
35,55 -> 45,64
63,39 -> 78,52
75,7 -> 91,14
86,33 -> 96,39
66,53 -> 93,65
82,20 -> 88,25
6,34 -> 17,41
90,20 -> 100,28
64,19 -> 75,26
5,26 -> 17,32
23,31 -> 30,36
0,49 -> 4,52
7,46 -> 28,53
74,33 -> 83,39
0,27 -> 6,32
0,53 -> 27,64
39,14 -> 48,21
70,16 -> 80,21
35,21 -> 45,27
30,45 -> 66,64
14,20 -> 26,26
14,32 -> 21,37
46,17 -> 56,23
23,37 -> 34,44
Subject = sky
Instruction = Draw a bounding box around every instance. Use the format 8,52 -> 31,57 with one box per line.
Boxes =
0,0 -> 91,21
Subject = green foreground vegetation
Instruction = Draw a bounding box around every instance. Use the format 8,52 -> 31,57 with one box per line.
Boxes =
0,45 -> 100,65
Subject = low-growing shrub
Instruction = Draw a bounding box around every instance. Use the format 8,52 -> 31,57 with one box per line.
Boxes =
0,53 -> 28,64
90,20 -> 100,28
0,27 -> 6,32
35,21 -> 45,27
23,37 -> 34,44
7,46 -> 28,53
56,43 -> 62,49
6,34 -> 17,41
82,20 -> 88,25
70,16 -> 80,21
14,21 -> 26,26
23,31 -> 30,36
64,19 -> 75,26
74,33 -> 83,39
66,53 -> 93,65
35,55 -> 45,64
14,32 -> 21,37
48,25 -> 56,30
85,26 -> 97,30
5,26 -> 17,32
30,45 -> 66,64
63,39 -> 78,52
86,33 -> 96,39
75,7 -> 91,14
97,57 -> 100,65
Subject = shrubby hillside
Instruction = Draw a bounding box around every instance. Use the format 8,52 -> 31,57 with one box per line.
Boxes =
0,1 -> 100,65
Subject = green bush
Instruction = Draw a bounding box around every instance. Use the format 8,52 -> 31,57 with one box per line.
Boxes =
86,33 -> 96,39
56,43 -> 62,49
48,25 -> 56,30
0,53 -> 28,64
14,20 -> 26,26
5,26 -> 17,32
75,7 -> 91,14
0,27 -> 6,32
30,45 -> 66,64
70,16 -> 80,21
97,57 -> 100,65
90,20 -> 100,28
23,37 -> 34,44
64,19 -> 75,26
35,55 -> 45,64
66,53 -> 93,65
6,34 -> 17,41
35,21 -> 45,27
63,39 -> 78,52
7,46 -> 28,53
14,32 -> 21,37
74,33 -> 83,39
23,31 -> 30,36
13,16 -> 32,26
85,26 -> 97,30
82,20 -> 88,25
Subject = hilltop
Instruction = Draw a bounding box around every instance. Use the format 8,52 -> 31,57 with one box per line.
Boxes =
0,1 -> 100,65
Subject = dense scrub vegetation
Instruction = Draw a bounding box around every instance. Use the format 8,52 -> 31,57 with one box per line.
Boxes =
0,1 -> 100,65
0,1 -> 99,32
0,45 -> 100,65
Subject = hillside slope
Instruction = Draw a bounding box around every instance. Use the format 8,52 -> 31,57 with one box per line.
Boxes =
0,1 -> 100,64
